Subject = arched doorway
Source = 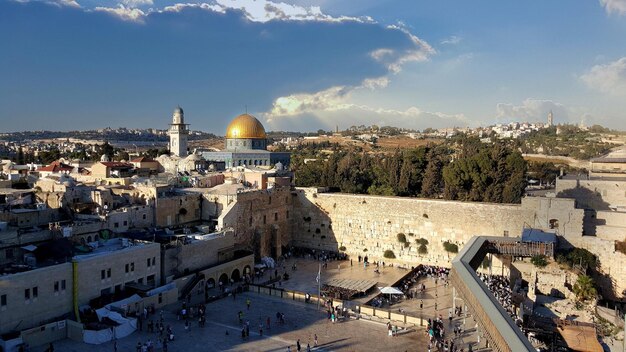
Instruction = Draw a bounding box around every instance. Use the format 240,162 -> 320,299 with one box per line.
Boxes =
243,265 -> 251,276
218,273 -> 229,285
231,269 -> 241,282
206,278 -> 216,289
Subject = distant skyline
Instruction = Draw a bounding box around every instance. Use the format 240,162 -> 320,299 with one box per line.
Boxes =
1,0 -> 626,133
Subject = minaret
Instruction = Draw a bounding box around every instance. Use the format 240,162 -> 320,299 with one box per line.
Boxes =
169,106 -> 189,157
547,110 -> 554,127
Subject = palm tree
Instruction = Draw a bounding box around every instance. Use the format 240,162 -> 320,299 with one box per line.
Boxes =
573,275 -> 597,302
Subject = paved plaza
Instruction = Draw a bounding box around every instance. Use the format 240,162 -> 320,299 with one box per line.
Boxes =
33,257 -> 485,351
35,291 -> 429,352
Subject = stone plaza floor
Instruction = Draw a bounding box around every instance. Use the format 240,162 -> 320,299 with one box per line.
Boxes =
35,291 -> 431,352
34,257 -> 486,351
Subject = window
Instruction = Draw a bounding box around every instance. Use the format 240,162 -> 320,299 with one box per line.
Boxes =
114,223 -> 119,228
274,212 -> 278,221
130,262 -> 135,272
54,281 -> 59,293
143,214 -> 147,220
503,230 -> 509,237
286,211 -> 290,219
32,287 -> 38,298
152,257 -> 156,266
1,294 -> 6,307
249,217 -> 252,226
269,196 -> 272,205
25,288 -> 30,300
263,215 -> 266,225
147,258 -> 151,267
101,269 -> 106,280
6,248 -> 13,259
61,280 -> 66,291
107,268 -> 111,278
125,264 -> 129,273
123,221 -> 128,226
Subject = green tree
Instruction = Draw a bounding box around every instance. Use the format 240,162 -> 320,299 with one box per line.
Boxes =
531,255 -> 548,268
573,275 -> 597,302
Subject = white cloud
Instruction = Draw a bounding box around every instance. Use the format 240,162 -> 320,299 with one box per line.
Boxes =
496,99 -> 567,123
440,35 -> 462,45
209,0 -> 373,23
94,5 -> 146,22
370,25 -> 435,74
162,2 -> 225,14
263,77 -> 468,130
580,57 -> 626,95
120,0 -> 153,7
599,0 -> 626,15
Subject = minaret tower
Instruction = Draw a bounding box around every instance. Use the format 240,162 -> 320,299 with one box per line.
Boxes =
169,106 -> 189,157
547,110 -> 554,127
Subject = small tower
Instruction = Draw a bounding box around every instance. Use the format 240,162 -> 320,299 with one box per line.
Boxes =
547,110 -> 554,127
169,106 -> 189,157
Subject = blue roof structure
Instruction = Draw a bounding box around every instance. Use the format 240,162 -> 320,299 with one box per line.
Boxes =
521,228 -> 557,244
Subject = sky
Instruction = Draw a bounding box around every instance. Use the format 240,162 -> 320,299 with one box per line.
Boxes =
1,0 -> 626,134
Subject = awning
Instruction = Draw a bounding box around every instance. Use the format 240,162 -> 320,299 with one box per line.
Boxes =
379,287 -> 404,295
21,245 -> 37,252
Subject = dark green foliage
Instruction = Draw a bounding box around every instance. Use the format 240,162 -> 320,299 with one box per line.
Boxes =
397,233 -> 407,243
291,138 -> 527,204
415,238 -> 429,246
442,139 -> 527,203
339,245 -> 346,251
443,241 -> 458,254
418,244 -> 428,255
531,254 -> 548,268
383,250 -> 396,259
567,248 -> 597,269
573,275 -> 597,302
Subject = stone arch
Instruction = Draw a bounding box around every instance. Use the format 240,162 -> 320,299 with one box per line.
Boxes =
243,265 -> 251,276
87,236 -> 92,242
218,273 -> 229,285
206,278 -> 216,289
94,234 -> 99,241
231,268 -> 241,282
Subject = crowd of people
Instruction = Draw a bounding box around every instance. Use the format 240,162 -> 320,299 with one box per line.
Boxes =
369,265 -> 451,308
478,273 -> 516,321
321,284 -> 359,300
424,314 -> 473,352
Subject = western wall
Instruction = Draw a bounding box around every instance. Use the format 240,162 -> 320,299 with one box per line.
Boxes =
206,186 -> 625,299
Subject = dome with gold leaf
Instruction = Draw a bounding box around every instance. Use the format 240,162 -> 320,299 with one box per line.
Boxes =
225,114 -> 267,139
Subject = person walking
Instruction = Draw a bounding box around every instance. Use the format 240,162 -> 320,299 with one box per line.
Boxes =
314,334 -> 318,347
246,298 -> 251,310
296,339 -> 301,352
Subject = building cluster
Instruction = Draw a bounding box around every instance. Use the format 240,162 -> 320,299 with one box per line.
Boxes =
0,109 -> 294,348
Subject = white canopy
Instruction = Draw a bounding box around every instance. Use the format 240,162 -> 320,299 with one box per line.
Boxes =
379,287 -> 404,295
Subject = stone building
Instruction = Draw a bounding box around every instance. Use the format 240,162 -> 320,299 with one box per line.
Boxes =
201,113 -> 291,169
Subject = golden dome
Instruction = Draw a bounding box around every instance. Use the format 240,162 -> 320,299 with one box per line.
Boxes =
225,113 -> 267,139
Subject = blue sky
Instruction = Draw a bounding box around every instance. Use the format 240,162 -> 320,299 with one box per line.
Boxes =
1,0 -> 625,133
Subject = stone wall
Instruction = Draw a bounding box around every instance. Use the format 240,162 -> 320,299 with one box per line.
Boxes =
0,263 -> 73,335
291,189 -> 583,269
210,187 -> 293,258
74,241 -> 161,306
556,177 -> 626,210
162,233 -> 235,279
155,193 -> 202,227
